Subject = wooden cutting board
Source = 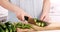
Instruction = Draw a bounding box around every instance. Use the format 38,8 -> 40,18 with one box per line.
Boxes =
31,22 -> 60,31
20,21 -> 60,31
16,21 -> 60,32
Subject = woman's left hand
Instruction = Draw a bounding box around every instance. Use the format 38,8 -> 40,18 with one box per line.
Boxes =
40,14 -> 49,22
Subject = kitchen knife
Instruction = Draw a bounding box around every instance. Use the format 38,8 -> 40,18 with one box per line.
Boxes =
24,16 -> 49,27
24,16 -> 36,25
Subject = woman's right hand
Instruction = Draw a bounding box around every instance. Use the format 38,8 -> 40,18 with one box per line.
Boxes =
15,9 -> 32,21
0,0 -> 32,21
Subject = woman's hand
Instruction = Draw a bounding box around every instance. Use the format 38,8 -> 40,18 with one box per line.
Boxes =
0,0 -> 32,21
15,10 -> 32,21
40,0 -> 50,22
40,14 -> 49,22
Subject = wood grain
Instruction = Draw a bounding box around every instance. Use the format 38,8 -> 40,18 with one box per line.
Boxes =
31,22 -> 60,31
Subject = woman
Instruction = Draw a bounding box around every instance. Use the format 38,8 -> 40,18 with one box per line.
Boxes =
0,0 -> 50,32
0,0 -> 50,22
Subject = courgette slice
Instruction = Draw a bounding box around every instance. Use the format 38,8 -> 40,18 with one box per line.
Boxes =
34,18 -> 48,27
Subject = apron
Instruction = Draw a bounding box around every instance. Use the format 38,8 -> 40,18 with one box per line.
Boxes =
49,0 -> 60,23
0,6 -> 8,22
8,0 -> 43,22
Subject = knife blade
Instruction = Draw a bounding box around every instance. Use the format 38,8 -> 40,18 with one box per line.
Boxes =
24,16 -> 36,25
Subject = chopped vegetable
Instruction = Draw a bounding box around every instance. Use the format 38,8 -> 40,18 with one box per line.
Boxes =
16,22 -> 31,29
0,21 -> 32,32
0,27 -> 4,32
34,18 -> 47,27
5,28 -> 9,32
0,19 -> 48,32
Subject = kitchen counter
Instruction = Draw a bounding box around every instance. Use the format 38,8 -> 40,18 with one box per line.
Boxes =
31,22 -> 60,31
16,21 -> 60,32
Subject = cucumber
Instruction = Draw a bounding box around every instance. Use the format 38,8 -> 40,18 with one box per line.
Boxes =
34,18 -> 47,27
24,24 -> 31,29
0,23 -> 6,29
16,22 -> 31,29
41,22 -> 45,27
11,24 -> 16,32
36,22 -> 42,26
5,28 -> 9,32
16,22 -> 22,28
5,22 -> 13,32
34,18 -> 37,22
9,28 -> 12,32
21,24 -> 25,29
0,27 -> 4,32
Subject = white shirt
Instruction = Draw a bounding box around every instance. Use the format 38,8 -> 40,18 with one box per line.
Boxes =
49,0 -> 60,22
0,6 -> 8,17
8,0 -> 43,22
0,6 -> 8,21
10,0 -> 43,18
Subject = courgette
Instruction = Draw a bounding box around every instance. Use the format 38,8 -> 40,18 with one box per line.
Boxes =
34,18 -> 47,27
0,27 -> 4,32
5,28 -> 9,32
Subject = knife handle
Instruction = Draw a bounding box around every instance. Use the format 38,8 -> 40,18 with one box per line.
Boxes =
24,16 -> 29,21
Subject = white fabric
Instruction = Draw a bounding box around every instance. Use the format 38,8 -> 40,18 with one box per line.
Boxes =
8,0 -> 43,22
49,0 -> 60,22
10,0 -> 43,18
0,6 -> 8,17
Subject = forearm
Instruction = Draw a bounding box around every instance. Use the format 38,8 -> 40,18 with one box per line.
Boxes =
42,0 -> 50,15
0,0 -> 24,14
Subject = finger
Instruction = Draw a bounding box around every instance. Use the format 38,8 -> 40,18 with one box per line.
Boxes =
17,15 -> 24,21
40,15 -> 44,20
43,16 -> 49,22
40,17 -> 43,20
43,17 -> 47,21
40,16 -> 45,21
21,15 -> 25,21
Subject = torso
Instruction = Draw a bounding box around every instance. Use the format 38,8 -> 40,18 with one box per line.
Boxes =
10,0 -> 43,18
8,0 -> 43,22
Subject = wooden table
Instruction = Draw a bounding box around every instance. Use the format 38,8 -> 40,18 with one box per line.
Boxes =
31,22 -> 60,31
18,21 -> 60,32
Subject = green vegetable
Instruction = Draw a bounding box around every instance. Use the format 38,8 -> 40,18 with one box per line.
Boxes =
34,18 -> 47,27
5,22 -> 13,32
0,21 -> 32,32
16,22 -> 31,29
0,23 -> 6,29
0,27 -> 4,32
23,24 -> 31,29
16,22 -> 22,28
5,28 -> 9,32
41,22 -> 45,27
11,24 -> 16,32
34,18 -> 37,22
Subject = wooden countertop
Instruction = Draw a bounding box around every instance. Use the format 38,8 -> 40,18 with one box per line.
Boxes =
16,21 -> 60,32
31,22 -> 60,31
